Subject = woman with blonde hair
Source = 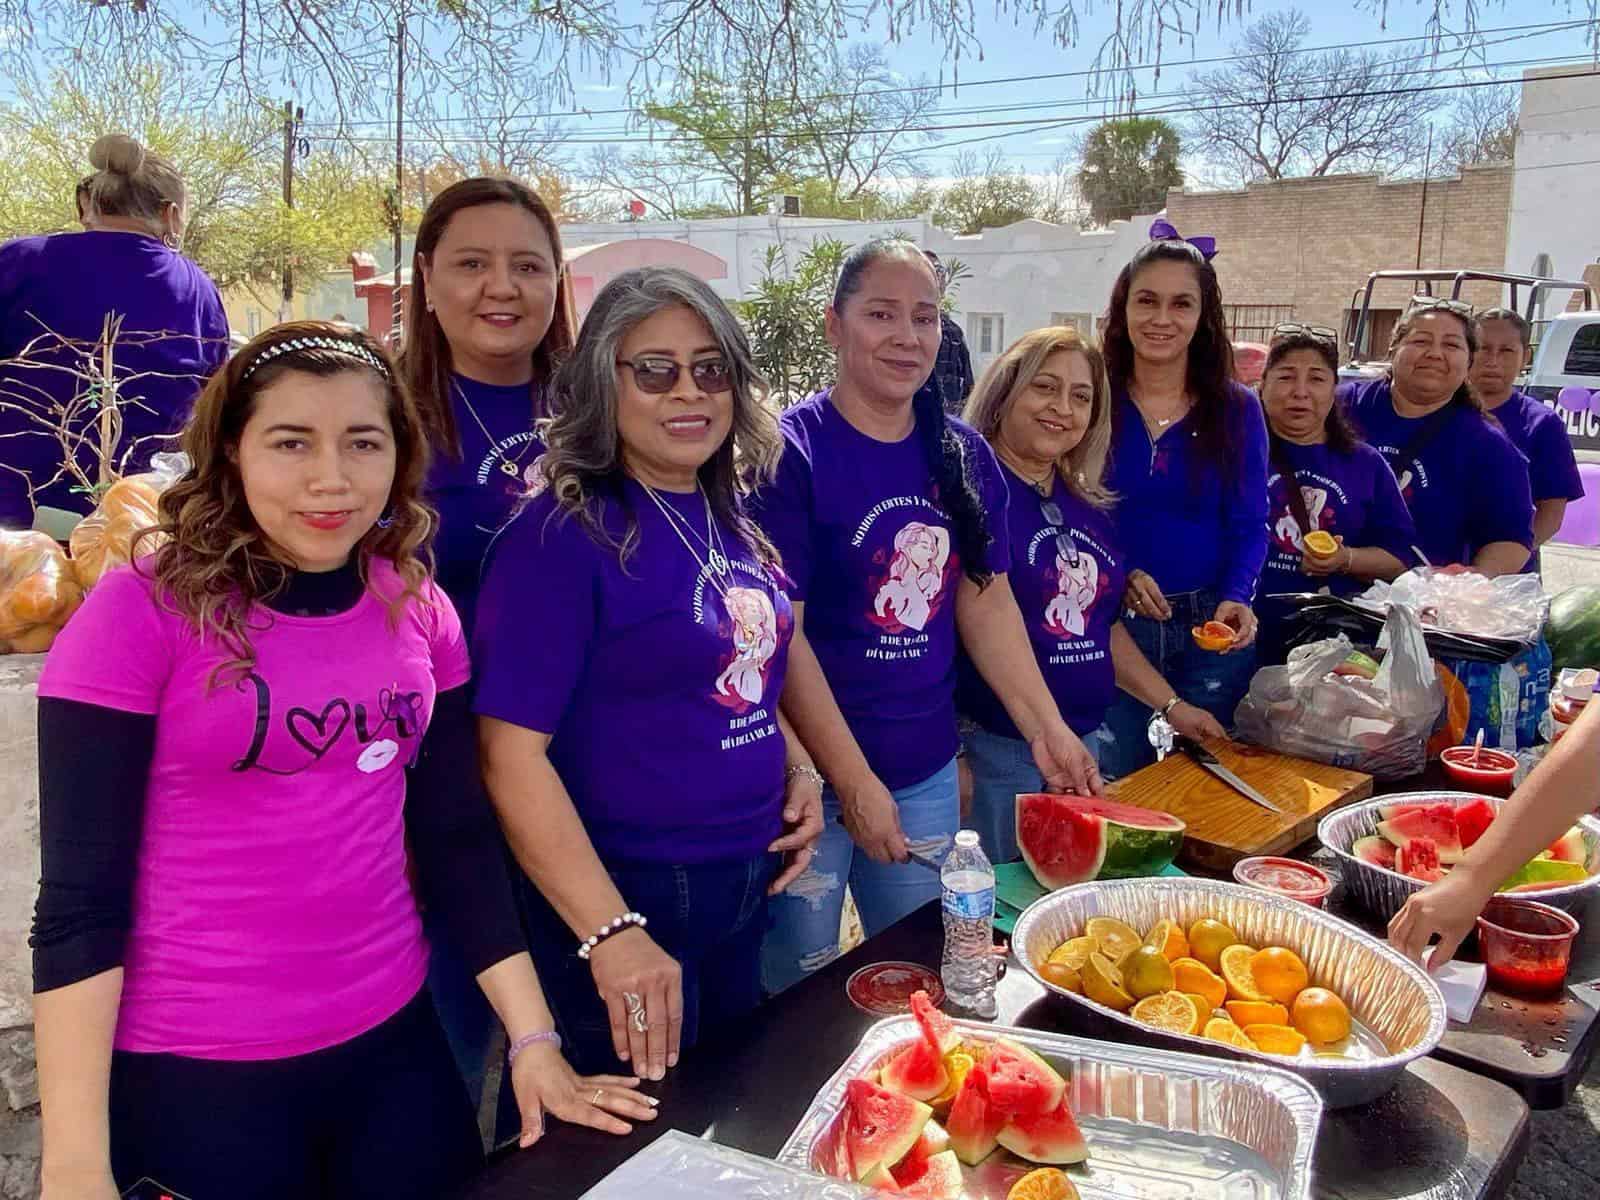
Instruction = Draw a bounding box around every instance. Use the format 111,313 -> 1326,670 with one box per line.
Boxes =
0,133 -> 229,528
30,322 -> 650,1200
959,326 -> 1224,863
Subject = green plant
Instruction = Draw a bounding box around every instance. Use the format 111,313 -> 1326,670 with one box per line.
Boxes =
737,239 -> 847,407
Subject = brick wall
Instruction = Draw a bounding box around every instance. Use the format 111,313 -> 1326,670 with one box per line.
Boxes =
1166,166 -> 1513,350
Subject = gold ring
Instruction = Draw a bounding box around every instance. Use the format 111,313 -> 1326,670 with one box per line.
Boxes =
592,1087 -> 604,1105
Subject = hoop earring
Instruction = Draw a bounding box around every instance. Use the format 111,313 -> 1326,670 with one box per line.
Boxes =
162,233 -> 180,250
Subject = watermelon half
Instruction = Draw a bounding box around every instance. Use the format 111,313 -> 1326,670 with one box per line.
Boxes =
995,1094 -> 1090,1165
1545,584 -> 1600,672
842,1078 -> 933,1182
1378,804 -> 1464,864
1016,792 -> 1186,889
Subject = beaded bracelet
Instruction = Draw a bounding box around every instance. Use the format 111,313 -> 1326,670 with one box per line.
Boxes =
507,1030 -> 561,1065
576,911 -> 647,960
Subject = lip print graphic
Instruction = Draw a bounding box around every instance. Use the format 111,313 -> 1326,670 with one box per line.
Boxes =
1273,485 -> 1330,553
714,587 -> 781,711
869,520 -> 952,633
1043,543 -> 1107,638
357,738 -> 401,774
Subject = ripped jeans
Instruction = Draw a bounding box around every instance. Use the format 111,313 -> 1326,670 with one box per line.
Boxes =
762,758 -> 959,996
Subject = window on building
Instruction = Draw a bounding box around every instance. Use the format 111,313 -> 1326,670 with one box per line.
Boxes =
1223,304 -> 1297,344
1563,322 -> 1600,376
1049,311 -> 1093,332
968,313 -> 1004,355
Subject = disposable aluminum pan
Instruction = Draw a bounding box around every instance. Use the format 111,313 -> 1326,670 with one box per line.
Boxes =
1012,878 -> 1446,1108
1318,789 -> 1600,922
777,1015 -> 1322,1200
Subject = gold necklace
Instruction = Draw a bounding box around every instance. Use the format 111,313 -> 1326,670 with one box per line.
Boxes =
453,381 -> 534,478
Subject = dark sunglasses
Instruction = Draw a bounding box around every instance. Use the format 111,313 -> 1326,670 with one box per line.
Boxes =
1405,295 -> 1474,319
616,356 -> 733,394
1038,497 -> 1080,568
1271,322 -> 1339,344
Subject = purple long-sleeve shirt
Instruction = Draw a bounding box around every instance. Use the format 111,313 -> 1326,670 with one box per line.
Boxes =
1104,381 -> 1271,605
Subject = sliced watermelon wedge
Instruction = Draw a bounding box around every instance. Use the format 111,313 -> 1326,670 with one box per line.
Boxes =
888,1148 -> 963,1198
910,989 -> 959,1056
996,1094 -> 1090,1164
1376,802 -> 1430,821
945,1063 -> 1005,1166
981,1038 -> 1066,1118
1547,827 -> 1588,864
880,1038 -> 950,1103
1351,835 -> 1397,870
1395,837 -> 1446,883
1379,803 -> 1464,864
1454,799 -> 1497,850
843,1078 -> 933,1182
1016,792 -> 1185,888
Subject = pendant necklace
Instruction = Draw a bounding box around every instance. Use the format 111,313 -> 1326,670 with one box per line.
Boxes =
454,381 -> 534,478
638,479 -> 734,599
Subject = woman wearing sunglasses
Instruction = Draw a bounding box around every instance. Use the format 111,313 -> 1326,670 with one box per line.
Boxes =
957,327 -> 1226,863
1337,298 -> 1533,575
1255,326 -> 1418,663
1096,229 -> 1271,779
472,267 -> 823,1081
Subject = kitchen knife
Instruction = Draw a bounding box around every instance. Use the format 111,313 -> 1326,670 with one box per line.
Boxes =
1177,737 -> 1284,814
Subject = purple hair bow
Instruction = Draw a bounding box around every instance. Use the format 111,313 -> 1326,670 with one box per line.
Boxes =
1149,218 -> 1217,263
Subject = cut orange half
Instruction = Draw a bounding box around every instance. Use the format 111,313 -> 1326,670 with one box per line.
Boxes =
1131,990 -> 1206,1035
1008,1167 -> 1081,1200
1191,620 -> 1238,651
1203,1018 -> 1257,1049
1219,944 -> 1272,1003
1303,530 -> 1338,557
1245,1023 -> 1309,1057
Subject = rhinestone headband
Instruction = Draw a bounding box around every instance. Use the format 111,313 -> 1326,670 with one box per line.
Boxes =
240,335 -> 391,381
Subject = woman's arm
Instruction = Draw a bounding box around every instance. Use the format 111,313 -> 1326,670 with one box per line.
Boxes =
1109,623 -> 1226,742
768,709 -> 824,894
1219,392 -> 1272,605
36,972 -> 122,1198
1471,540 -> 1535,577
1302,540 -> 1408,583
956,573 -> 1101,794
778,604 -> 906,864
1391,697 -> 1600,967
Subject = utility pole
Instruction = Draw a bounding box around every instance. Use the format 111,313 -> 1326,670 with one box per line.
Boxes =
392,8 -> 407,342
1414,125 -> 1433,270
280,100 -> 303,323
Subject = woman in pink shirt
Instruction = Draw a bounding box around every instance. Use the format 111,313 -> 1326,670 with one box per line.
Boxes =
30,322 -> 650,1200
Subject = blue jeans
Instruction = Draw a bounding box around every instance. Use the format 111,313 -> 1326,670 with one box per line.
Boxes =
762,759 -> 959,996
965,726 -> 1106,866
1099,589 -> 1257,781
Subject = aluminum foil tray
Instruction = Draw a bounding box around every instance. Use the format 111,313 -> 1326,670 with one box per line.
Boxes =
777,1015 -> 1322,1200
1012,878 -> 1446,1108
1318,790 -> 1600,922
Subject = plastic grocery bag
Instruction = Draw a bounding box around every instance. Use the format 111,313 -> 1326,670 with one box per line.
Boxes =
1235,604 -> 1443,779
67,452 -> 187,590
0,529 -> 84,654
1358,568 -> 1548,644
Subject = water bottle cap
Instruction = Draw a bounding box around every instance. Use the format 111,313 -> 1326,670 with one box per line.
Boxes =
954,830 -> 979,849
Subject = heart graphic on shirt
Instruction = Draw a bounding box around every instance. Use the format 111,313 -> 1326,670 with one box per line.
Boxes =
286,698 -> 353,758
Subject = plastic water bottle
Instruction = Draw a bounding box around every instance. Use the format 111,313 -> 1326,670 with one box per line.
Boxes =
941,829 -> 997,1017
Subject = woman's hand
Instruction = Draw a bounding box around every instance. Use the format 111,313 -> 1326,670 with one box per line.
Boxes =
1212,600 -> 1258,651
1388,868 -> 1495,970
1123,570 -> 1172,621
507,1040 -> 658,1146
587,928 -> 683,1080
39,1164 -> 119,1200
1029,719 -> 1104,796
1302,535 -> 1348,577
837,773 -> 908,864
1169,701 -> 1227,744
768,769 -> 825,895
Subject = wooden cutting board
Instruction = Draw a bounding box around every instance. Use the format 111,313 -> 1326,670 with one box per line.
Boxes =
1108,743 -> 1374,873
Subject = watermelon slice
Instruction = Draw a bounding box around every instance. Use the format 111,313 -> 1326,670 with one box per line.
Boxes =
898,1119 -> 950,1167
995,1094 -> 1090,1164
1376,802 -> 1430,821
1547,827 -> 1587,864
1454,799 -> 1497,851
1395,838 -> 1445,883
881,1038 -> 950,1103
981,1038 -> 1067,1117
1016,792 -> 1186,889
910,989 -> 959,1056
842,1078 -> 933,1182
1351,835 -> 1397,870
945,1064 -> 1005,1165
860,1162 -> 898,1190
1378,804 -> 1464,864
1498,857 -> 1589,890
889,1149 -> 963,1198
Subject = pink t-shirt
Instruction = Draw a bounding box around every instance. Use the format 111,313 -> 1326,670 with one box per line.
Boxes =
38,559 -> 469,1060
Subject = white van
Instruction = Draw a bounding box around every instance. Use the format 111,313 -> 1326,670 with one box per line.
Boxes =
1524,310 -> 1600,461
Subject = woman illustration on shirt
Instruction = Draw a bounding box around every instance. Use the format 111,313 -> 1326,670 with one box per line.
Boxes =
717,587 -> 780,705
1273,487 -> 1328,552
30,323 -> 650,1200
1045,545 -> 1099,638
875,521 -> 951,631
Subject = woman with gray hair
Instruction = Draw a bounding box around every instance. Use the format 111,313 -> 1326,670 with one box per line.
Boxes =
472,267 -> 824,1081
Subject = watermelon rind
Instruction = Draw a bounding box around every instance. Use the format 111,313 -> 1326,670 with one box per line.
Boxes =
1378,805 -> 1464,864
1545,585 -> 1600,672
1351,835 -> 1397,870
1547,827 -> 1588,865
995,1095 -> 1090,1165
1498,857 -> 1589,891
889,1148 -> 963,1198
844,1078 -> 933,1181
1016,792 -> 1185,889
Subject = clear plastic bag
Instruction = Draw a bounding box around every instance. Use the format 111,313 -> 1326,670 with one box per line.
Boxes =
0,529 -> 84,654
1235,604 -> 1444,779
583,1131 -> 870,1198
1357,568 -> 1549,643
67,453 -> 187,590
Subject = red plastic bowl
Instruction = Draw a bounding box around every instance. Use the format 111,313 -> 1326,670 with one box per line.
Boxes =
1440,745 -> 1519,793
1232,856 -> 1334,907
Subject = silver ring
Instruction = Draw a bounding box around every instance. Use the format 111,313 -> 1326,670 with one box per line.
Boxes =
592,1087 -> 604,1105
622,991 -> 643,1015
631,1007 -> 649,1033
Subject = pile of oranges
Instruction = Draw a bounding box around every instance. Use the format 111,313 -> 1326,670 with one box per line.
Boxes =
1039,915 -> 1354,1058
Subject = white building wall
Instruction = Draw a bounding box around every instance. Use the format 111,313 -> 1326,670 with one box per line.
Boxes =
1507,64 -> 1600,300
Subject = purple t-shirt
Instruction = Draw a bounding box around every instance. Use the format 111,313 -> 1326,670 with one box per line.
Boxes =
472,482 -> 793,865
1488,390 -> 1585,573
1340,379 -> 1534,567
37,559 -> 465,1059
750,392 -> 1011,790
0,231 -> 229,527
1104,381 -> 1270,604
959,468 -> 1125,738
425,373 -> 547,632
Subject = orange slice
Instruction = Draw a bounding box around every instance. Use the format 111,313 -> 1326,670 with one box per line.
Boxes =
1131,990 -> 1205,1035
1048,936 -> 1099,972
1245,1023 -> 1309,1057
930,1050 -> 976,1109
1250,947 -> 1310,1005
1008,1167 -> 1081,1200
1219,944 -> 1271,1002
1143,918 -> 1190,963
1085,917 -> 1142,962
1203,1018 -> 1257,1049
1225,999 -> 1290,1027
1191,620 -> 1238,651
1172,958 -> 1227,1013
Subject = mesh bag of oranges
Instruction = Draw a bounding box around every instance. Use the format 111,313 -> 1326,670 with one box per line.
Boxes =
67,464 -> 178,591
0,530 -> 84,654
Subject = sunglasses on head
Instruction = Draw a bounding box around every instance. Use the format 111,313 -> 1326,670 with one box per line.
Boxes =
1405,295 -> 1474,319
1038,497 -> 1080,568
1271,322 -> 1339,344
616,356 -> 733,394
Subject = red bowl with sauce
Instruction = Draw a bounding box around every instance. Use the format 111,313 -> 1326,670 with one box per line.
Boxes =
1439,745 -> 1519,794
1475,898 -> 1579,997
1232,856 -> 1334,907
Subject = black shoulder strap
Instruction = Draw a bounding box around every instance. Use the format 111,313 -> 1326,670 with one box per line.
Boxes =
1393,403 -> 1458,476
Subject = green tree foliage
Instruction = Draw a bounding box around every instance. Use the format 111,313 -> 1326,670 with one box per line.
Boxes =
1077,117 -> 1184,227
737,239 -> 846,406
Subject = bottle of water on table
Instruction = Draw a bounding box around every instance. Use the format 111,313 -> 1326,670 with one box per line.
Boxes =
941,829 -> 997,1018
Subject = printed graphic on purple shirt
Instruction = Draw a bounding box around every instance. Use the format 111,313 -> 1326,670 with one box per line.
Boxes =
867,518 -> 957,636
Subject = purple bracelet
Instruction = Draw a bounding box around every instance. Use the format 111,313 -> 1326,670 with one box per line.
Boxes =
507,1030 -> 561,1065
